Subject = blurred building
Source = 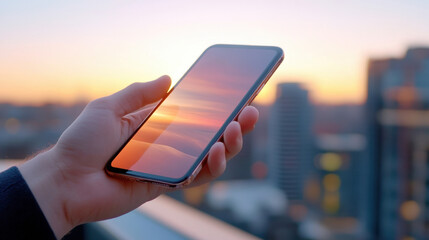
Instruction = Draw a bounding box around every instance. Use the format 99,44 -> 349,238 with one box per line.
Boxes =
315,134 -> 365,217
268,83 -> 313,202
365,47 -> 429,239
310,134 -> 365,239
313,104 -> 364,135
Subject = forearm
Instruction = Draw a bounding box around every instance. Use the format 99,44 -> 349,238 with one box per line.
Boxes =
19,149 -> 72,239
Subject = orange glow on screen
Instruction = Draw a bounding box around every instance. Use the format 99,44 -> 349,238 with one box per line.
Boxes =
111,46 -> 280,179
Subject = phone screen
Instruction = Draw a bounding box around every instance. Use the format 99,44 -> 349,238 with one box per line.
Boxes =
108,45 -> 283,183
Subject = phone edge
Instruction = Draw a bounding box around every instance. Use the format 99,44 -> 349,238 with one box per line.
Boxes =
105,45 -> 285,188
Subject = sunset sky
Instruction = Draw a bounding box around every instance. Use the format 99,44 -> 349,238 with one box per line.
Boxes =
1,1 -> 429,105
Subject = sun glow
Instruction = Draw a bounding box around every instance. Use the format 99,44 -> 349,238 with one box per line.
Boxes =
1,1 -> 429,105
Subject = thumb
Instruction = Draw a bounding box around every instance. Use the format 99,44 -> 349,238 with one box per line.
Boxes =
106,76 -> 171,116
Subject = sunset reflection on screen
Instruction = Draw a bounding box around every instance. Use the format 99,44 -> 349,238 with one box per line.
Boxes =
111,46 -> 280,179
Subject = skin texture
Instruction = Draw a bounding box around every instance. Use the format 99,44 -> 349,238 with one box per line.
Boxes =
18,76 -> 259,238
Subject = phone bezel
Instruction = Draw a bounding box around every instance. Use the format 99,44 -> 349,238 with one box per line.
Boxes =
105,44 -> 284,187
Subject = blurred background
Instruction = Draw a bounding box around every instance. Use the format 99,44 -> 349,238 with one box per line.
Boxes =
1,1 -> 429,239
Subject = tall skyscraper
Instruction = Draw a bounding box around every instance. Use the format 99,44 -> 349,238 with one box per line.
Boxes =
365,47 -> 429,239
268,83 -> 312,202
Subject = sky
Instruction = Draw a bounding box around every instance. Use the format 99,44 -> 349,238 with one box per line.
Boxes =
1,0 -> 429,105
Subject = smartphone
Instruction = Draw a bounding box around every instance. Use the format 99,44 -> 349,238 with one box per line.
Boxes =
105,44 -> 284,187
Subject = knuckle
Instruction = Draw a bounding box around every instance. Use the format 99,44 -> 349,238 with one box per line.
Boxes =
87,97 -> 113,110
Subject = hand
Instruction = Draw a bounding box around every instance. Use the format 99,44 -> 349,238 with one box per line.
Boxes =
19,76 -> 259,238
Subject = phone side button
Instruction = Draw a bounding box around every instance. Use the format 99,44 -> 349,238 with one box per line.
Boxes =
190,164 -> 203,182
195,165 -> 202,177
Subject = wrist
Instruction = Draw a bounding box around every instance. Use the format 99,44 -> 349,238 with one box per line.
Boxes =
19,148 -> 73,239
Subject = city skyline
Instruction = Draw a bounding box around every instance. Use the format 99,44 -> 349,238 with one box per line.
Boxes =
2,46 -> 429,239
